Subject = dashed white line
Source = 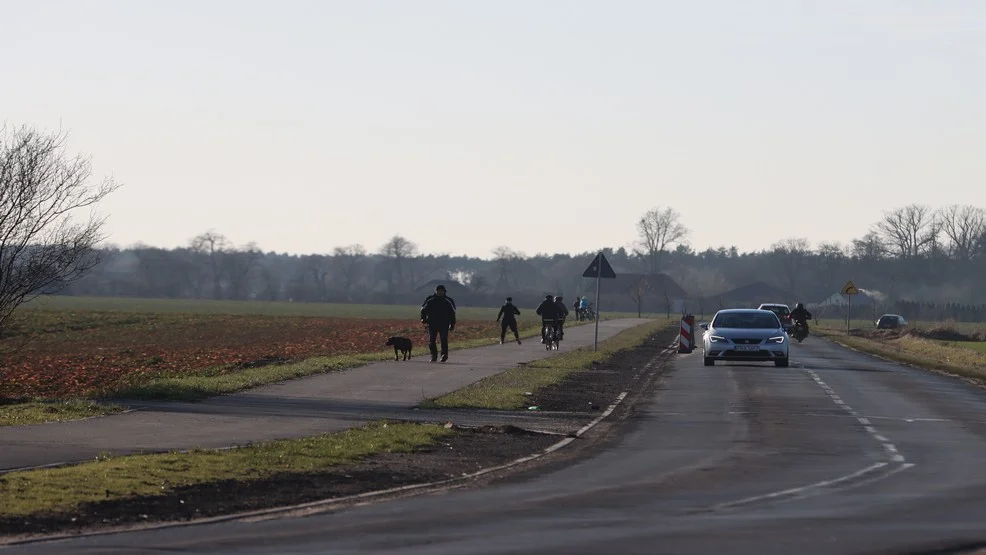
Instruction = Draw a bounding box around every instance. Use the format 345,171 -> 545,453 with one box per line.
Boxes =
805,369 -> 908,465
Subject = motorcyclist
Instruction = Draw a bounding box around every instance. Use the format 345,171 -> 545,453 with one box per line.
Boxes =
790,302 -> 813,333
536,294 -> 561,344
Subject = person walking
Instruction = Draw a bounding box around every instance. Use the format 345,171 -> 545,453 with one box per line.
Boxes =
496,296 -> 522,345
420,284 -> 456,362
573,297 -> 582,321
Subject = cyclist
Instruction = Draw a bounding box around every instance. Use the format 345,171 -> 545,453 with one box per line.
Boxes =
535,294 -> 562,344
554,295 -> 569,340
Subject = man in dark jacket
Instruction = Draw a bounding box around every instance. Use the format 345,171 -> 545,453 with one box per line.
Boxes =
535,294 -> 560,344
554,295 -> 570,340
790,302 -> 813,332
496,296 -> 522,345
420,284 -> 457,362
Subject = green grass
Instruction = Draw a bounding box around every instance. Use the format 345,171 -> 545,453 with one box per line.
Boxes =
948,341 -> 986,354
0,400 -> 125,427
110,323 -> 548,401
815,325 -> 986,381
0,421 -> 448,518
421,319 -> 673,410
815,317 -> 986,335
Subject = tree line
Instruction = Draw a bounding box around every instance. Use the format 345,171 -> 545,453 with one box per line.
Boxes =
60,201 -> 986,313
3,124 -> 985,337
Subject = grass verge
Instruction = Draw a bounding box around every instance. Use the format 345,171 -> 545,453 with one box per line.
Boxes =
108,324 -> 549,401
817,326 -> 986,382
0,399 -> 125,427
0,421 -> 448,518
421,319 -> 671,410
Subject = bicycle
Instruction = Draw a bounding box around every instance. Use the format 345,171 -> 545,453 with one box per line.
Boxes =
542,319 -> 561,350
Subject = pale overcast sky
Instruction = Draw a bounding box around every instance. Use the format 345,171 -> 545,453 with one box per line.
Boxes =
3,0 -> 985,259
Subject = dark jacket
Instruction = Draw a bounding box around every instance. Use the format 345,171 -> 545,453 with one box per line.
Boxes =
791,306 -> 812,323
536,299 -> 561,320
555,301 -> 570,319
497,302 -> 520,323
421,294 -> 457,327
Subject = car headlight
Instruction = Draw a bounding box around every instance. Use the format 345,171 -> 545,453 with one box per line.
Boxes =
766,336 -> 785,344
709,335 -> 728,343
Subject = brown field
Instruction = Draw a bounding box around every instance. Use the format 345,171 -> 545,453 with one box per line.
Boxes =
0,310 -> 508,399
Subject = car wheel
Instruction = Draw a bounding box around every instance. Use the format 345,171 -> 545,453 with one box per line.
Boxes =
704,357 -> 714,367
775,358 -> 789,368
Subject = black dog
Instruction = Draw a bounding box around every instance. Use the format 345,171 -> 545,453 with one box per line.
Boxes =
385,336 -> 413,361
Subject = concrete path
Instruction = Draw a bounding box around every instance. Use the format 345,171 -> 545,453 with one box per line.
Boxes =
0,318 -> 652,472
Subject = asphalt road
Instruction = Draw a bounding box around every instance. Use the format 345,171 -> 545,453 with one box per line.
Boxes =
8,334 -> 986,554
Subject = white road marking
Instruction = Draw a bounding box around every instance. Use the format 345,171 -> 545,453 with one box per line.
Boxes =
714,461 -> 892,510
805,369 -> 908,465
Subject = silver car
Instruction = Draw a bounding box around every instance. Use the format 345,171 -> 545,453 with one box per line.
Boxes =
699,308 -> 790,367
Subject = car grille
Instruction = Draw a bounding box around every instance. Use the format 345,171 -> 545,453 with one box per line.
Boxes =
731,338 -> 762,344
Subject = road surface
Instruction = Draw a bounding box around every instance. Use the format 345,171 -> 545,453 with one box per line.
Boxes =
7,334 -> 986,554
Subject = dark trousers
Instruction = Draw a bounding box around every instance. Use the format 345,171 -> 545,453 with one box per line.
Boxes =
500,319 -> 518,341
428,324 -> 450,358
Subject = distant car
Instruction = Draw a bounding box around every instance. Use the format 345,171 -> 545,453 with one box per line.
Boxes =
758,303 -> 792,330
700,308 -> 790,367
876,314 -> 908,329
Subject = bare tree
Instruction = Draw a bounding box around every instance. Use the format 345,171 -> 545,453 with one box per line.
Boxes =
938,205 -> 986,262
332,244 -> 366,300
379,235 -> 418,295
301,254 -> 332,301
875,204 -> 939,259
627,276 -> 650,317
635,207 -> 689,274
770,237 -> 812,294
190,230 -> 230,299
222,242 -> 263,300
0,125 -> 120,335
492,246 -> 521,292
851,231 -> 887,261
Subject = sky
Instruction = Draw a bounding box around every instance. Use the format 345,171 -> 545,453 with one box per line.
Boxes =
3,0 -> 985,259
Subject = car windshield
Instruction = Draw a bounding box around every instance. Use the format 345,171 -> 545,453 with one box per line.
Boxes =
713,312 -> 780,329
762,305 -> 789,315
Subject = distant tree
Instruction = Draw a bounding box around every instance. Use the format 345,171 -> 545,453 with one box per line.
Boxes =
851,231 -> 888,261
627,276 -> 650,317
492,246 -> 521,292
379,235 -> 418,295
770,237 -> 812,295
0,125 -> 119,336
635,207 -> 689,274
469,274 -> 490,293
332,244 -> 366,300
875,204 -> 939,259
190,230 -> 230,300
938,205 -> 986,262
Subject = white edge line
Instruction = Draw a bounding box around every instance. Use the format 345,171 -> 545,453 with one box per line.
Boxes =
713,461 -> 889,509
0,341 -> 680,547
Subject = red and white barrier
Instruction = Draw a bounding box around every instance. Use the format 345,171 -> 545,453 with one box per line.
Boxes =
678,314 -> 695,353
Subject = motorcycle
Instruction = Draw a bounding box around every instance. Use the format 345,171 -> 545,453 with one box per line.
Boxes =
789,321 -> 809,343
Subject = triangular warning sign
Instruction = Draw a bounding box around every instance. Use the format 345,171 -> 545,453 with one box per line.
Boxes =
841,280 -> 858,295
582,253 -> 616,279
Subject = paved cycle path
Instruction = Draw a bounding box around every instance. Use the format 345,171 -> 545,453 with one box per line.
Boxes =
0,318 -> 652,472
